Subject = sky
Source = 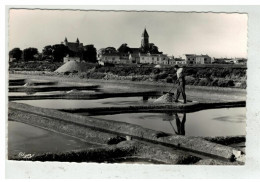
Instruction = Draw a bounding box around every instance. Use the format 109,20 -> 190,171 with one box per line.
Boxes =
9,9 -> 248,58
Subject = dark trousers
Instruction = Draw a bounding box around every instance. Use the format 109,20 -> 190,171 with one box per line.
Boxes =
175,80 -> 186,103
175,113 -> 186,135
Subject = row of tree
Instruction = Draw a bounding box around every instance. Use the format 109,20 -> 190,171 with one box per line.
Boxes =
9,43 -> 161,63
9,47 -> 38,62
9,44 -> 97,63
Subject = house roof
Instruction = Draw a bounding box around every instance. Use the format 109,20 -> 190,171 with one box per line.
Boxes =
102,53 -> 120,56
185,54 -> 196,57
139,53 -> 159,57
130,48 -> 141,54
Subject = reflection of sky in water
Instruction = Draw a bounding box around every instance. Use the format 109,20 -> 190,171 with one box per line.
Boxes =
94,108 -> 246,137
14,98 -> 246,137
213,115 -> 245,123
14,97 -> 153,109
8,121 -> 96,155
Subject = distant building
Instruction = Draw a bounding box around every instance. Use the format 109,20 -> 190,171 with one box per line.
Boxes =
233,58 -> 247,65
223,58 -> 234,64
98,28 -> 166,65
175,58 -> 187,65
62,37 -> 83,53
63,55 -> 81,63
158,54 -> 169,65
185,54 -> 212,64
185,54 -> 196,64
168,57 -> 176,65
141,28 -> 150,52
139,53 -> 159,64
213,58 -> 235,64
195,55 -> 212,64
129,48 -> 141,64
99,53 -> 120,64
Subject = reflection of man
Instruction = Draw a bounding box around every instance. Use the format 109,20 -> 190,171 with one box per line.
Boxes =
174,65 -> 186,104
174,113 -> 186,135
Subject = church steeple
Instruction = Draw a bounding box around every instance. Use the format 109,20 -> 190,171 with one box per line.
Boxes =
141,28 -> 149,52
64,37 -> 68,46
76,38 -> 80,44
142,28 -> 149,38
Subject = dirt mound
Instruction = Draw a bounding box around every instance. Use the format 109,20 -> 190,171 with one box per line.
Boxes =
55,61 -> 89,73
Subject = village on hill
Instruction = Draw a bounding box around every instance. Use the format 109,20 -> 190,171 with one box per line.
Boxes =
9,28 -> 247,66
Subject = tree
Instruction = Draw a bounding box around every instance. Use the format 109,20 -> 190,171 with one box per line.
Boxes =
100,47 -> 117,54
83,45 -> 97,63
117,43 -> 132,53
42,45 -> 53,60
23,47 -> 38,61
149,43 -> 162,54
9,48 -> 22,61
51,44 -> 70,62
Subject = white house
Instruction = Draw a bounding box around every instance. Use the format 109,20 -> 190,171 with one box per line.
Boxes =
195,55 -> 212,64
63,56 -> 81,63
158,54 -> 169,65
98,53 -> 120,64
139,53 -> 158,64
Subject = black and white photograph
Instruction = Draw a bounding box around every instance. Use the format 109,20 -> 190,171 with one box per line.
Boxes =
7,8 -> 248,165
4,5 -> 260,179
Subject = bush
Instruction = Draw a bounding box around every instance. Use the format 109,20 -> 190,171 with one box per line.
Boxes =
158,72 -> 168,80
131,76 -> 137,81
185,76 -> 196,85
211,78 -> 219,86
198,78 -> 210,86
152,74 -> 160,81
153,68 -> 161,74
217,79 -> 234,87
79,72 -> 88,79
89,72 -> 106,79
166,76 -> 173,83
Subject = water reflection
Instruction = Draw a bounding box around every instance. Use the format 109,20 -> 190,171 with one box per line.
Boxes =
163,112 -> 186,136
93,107 -> 246,137
213,115 -> 245,123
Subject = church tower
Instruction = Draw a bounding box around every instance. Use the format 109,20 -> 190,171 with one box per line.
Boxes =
141,28 -> 149,51
64,37 -> 68,46
76,38 -> 80,44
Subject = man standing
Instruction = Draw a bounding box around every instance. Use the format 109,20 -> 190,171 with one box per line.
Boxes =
174,65 -> 186,103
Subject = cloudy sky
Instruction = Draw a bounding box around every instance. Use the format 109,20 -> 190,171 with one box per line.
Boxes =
9,9 -> 247,58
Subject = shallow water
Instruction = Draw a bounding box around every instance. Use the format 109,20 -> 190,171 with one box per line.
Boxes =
13,98 -> 246,137
14,97 -> 153,109
8,121 -> 98,156
93,108 -> 246,137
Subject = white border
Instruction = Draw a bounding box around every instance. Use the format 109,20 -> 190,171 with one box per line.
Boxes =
2,4 -> 260,179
